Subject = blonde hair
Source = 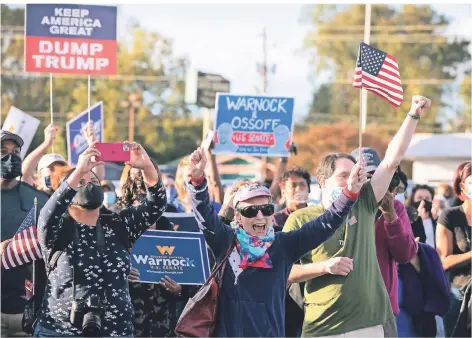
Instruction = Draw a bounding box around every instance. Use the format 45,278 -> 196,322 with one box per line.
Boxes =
35,162 -> 71,191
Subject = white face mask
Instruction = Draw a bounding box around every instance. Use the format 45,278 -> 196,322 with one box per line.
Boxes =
321,184 -> 343,209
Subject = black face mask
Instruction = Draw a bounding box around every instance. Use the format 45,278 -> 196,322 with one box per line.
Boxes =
412,199 -> 432,213
73,183 -> 104,210
1,153 -> 22,180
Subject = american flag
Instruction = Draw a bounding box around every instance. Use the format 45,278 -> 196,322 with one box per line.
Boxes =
353,42 -> 404,107
1,207 -> 42,270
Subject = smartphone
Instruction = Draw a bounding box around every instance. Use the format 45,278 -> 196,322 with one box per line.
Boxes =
95,143 -> 130,162
201,130 -> 215,150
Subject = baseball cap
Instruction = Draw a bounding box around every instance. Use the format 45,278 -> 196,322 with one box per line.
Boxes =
233,183 -> 272,207
1,130 -> 24,148
350,147 -> 381,174
37,153 -> 67,171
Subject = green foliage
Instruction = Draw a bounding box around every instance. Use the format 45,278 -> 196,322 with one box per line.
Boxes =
458,73 -> 471,131
1,5 -> 201,164
303,4 -> 470,130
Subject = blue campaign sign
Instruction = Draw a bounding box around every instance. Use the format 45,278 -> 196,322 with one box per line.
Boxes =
131,230 -> 211,285
66,102 -> 103,165
164,212 -> 201,232
26,4 -> 117,40
213,94 -> 295,157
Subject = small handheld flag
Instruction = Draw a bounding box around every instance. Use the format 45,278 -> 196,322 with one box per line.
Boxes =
353,42 -> 403,107
1,202 -> 42,270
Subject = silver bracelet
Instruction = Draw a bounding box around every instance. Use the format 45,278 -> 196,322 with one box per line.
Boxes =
185,181 -> 208,194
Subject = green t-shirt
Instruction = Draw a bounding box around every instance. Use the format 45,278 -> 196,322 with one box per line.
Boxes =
283,182 -> 393,336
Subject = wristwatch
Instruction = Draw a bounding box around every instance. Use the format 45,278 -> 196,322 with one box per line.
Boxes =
407,112 -> 421,120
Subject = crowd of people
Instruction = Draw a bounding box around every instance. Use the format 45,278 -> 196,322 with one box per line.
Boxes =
0,94 -> 470,338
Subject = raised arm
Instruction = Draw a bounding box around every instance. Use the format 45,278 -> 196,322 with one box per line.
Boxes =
21,124 -> 58,185
84,121 -> 105,181
38,143 -> 104,257
186,148 -> 232,255
380,196 -> 417,264
370,95 -> 431,202
204,148 -> 224,204
117,142 -> 166,247
37,181 -> 77,259
283,162 -> 367,261
269,158 -> 288,200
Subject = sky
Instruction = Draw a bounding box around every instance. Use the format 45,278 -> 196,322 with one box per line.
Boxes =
5,3 -> 472,121
114,3 -> 472,121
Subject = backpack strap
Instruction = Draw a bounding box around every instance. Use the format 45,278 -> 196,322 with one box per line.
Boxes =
46,213 -> 76,272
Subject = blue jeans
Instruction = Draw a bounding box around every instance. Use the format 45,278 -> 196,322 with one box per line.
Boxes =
444,287 -> 463,337
33,323 -> 61,337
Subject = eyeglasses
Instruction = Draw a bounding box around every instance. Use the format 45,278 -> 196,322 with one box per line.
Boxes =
236,204 -> 275,218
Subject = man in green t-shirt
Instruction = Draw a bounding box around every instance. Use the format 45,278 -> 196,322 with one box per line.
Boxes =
283,95 -> 431,337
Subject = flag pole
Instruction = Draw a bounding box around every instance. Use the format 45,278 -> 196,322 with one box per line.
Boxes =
49,73 -> 54,153
359,3 -> 372,157
32,197 -> 38,295
88,75 -> 91,121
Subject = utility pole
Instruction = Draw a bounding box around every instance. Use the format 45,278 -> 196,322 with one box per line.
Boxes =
257,27 -> 276,183
262,27 -> 268,93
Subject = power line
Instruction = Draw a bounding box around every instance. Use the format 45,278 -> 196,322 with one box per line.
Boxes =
1,71 -> 180,84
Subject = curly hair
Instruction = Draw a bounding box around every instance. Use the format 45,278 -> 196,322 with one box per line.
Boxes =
117,159 -> 159,209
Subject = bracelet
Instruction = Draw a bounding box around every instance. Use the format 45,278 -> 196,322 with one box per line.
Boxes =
407,112 -> 421,120
342,188 -> 360,200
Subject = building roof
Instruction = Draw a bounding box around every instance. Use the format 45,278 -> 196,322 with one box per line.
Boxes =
405,133 -> 472,159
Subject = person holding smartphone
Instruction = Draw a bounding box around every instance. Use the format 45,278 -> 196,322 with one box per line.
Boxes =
34,141 -> 167,337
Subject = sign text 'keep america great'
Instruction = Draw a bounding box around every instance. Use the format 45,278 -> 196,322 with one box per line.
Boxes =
25,4 -> 117,75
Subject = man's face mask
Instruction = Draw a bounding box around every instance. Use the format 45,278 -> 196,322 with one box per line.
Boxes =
73,182 -> 104,210
1,153 -> 22,180
103,191 -> 117,205
321,183 -> 343,208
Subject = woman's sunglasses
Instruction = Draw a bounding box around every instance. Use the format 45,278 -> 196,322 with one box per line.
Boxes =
236,204 -> 275,218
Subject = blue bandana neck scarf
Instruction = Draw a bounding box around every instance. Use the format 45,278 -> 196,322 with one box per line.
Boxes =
231,221 -> 274,269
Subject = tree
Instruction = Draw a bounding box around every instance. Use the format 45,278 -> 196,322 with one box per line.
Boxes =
1,5 -> 200,164
458,73 -> 471,131
289,121 -> 389,172
302,4 -> 470,130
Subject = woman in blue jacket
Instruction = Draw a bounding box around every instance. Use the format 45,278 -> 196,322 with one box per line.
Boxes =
184,148 -> 367,337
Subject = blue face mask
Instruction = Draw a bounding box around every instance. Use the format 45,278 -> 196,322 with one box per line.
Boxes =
321,185 -> 343,208
103,191 -> 117,205
44,175 -> 52,190
166,186 -> 178,202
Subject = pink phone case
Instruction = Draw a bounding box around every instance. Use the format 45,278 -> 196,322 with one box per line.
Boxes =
95,143 -> 130,162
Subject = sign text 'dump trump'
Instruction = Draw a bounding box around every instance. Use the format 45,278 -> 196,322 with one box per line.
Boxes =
25,4 -> 117,75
